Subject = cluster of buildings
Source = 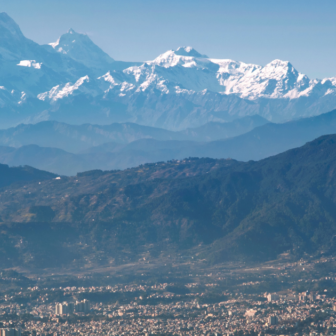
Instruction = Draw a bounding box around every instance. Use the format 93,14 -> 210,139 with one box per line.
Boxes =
2,288 -> 336,335
55,299 -> 90,315
0,328 -> 21,336
2,256 -> 336,335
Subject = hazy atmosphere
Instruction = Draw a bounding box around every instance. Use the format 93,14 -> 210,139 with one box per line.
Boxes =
1,1 -> 336,335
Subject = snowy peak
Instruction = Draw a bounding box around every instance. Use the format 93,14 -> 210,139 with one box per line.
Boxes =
49,28 -> 114,72
149,47 -> 212,69
174,46 -> 208,58
37,75 -> 102,102
49,28 -> 93,53
122,49 -> 330,100
1,11 -> 336,131
267,59 -> 292,67
264,59 -> 297,76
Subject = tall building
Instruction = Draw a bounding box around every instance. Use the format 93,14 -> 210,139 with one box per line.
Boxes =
55,303 -> 62,315
267,294 -> 279,302
268,315 -> 278,326
56,299 -> 90,315
75,300 -> 83,312
83,299 -> 90,313
0,328 -> 21,336
55,302 -> 74,315
62,302 -> 69,315
75,299 -> 90,313
68,302 -> 75,314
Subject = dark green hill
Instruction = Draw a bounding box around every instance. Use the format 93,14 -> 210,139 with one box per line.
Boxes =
0,163 -> 56,188
1,135 -> 336,269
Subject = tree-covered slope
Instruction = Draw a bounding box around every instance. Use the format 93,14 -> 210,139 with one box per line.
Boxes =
1,135 -> 336,269
0,163 -> 56,188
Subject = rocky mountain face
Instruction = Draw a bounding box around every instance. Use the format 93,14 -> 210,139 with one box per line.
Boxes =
1,13 -> 336,130
49,28 -> 115,72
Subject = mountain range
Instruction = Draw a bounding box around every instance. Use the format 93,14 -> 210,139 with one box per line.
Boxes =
1,13 -> 336,130
1,110 -> 336,175
0,115 -> 267,151
1,134 -> 336,269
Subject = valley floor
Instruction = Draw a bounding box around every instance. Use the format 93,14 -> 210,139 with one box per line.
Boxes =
1,253 -> 336,335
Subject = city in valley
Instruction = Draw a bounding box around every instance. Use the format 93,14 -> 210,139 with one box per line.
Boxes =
1,255 -> 336,336
1,2 -> 336,336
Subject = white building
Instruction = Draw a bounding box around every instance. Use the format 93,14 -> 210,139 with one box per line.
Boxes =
55,302 -> 75,315
267,293 -> 279,302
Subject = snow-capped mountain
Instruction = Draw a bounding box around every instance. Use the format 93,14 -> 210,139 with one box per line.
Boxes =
0,12 -> 92,96
36,46 -> 336,129
99,48 -> 333,100
49,28 -> 115,72
1,12 -> 336,130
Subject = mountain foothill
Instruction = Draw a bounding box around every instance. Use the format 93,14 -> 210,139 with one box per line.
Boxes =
1,12 -> 336,270
1,135 -> 336,269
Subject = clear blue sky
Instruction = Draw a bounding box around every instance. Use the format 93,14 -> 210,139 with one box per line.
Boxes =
1,0 -> 336,79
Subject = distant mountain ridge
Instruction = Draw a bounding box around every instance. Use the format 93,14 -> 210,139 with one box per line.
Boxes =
1,13 -> 336,129
0,115 -> 267,153
1,110 -> 336,175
